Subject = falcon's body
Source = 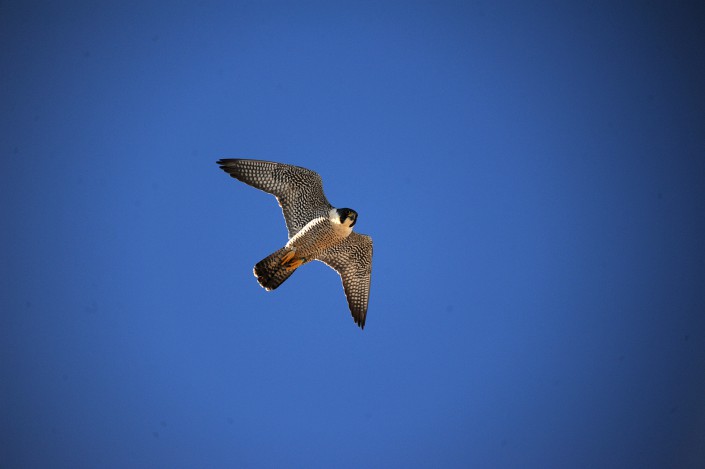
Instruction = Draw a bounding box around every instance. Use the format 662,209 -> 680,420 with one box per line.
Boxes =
217,159 -> 373,329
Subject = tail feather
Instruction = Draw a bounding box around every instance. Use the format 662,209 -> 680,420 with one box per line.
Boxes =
253,247 -> 297,291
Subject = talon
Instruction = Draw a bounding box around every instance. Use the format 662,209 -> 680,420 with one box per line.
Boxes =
281,250 -> 296,264
284,258 -> 304,271
281,249 -> 304,270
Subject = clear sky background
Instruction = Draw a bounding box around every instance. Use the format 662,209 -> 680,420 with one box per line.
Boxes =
2,1 -> 704,468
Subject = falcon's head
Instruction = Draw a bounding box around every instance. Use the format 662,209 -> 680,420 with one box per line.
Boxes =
336,208 -> 358,228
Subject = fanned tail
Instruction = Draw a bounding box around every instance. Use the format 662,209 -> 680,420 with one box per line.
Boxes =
253,247 -> 298,291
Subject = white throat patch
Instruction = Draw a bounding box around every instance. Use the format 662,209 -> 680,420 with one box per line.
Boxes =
329,208 -> 353,236
329,208 -> 341,224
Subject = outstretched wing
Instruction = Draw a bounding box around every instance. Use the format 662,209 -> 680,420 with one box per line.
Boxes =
316,232 -> 373,329
217,159 -> 332,238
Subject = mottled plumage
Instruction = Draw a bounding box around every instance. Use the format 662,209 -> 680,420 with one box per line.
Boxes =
217,159 -> 373,329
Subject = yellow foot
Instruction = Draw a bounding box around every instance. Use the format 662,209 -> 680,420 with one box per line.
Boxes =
281,250 -> 296,264
281,250 -> 304,271
284,258 -> 304,271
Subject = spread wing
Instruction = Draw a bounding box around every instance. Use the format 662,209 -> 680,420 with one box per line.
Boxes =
316,232 -> 373,329
217,159 -> 332,238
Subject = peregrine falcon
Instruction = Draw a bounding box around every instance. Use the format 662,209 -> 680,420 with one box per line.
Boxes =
216,159 -> 373,329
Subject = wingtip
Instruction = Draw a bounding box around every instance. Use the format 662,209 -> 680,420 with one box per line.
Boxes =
355,316 -> 366,330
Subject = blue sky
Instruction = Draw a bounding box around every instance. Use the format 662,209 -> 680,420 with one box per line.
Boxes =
2,1 -> 704,468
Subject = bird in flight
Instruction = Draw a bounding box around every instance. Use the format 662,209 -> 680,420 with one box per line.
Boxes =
217,159 -> 373,329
